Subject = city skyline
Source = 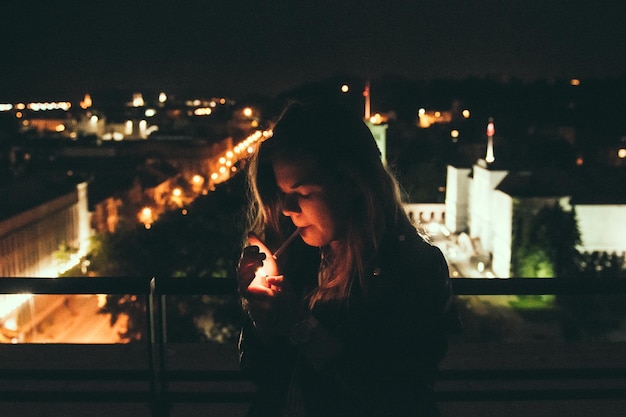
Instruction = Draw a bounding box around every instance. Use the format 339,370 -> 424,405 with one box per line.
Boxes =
2,1 -> 626,100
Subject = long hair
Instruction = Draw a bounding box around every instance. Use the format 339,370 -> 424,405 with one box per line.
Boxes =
246,101 -> 409,306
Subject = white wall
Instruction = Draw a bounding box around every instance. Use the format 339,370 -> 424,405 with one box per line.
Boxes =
445,165 -> 471,233
491,191 -> 513,278
576,204 -> 626,254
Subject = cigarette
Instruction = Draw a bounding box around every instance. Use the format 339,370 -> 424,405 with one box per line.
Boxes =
272,228 -> 302,259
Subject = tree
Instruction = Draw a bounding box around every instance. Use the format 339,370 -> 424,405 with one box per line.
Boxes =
88,172 -> 248,342
511,201 -> 581,278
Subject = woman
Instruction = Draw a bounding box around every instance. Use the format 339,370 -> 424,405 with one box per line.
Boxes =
237,101 -> 460,416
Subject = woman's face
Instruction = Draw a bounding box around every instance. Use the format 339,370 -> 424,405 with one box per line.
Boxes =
273,159 -> 350,248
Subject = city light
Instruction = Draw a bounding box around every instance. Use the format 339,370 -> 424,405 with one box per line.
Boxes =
132,93 -> 145,107
194,107 -> 213,116
0,294 -> 32,322
341,84 -> 349,93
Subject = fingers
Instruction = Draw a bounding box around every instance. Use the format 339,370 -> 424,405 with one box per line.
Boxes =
246,232 -> 279,276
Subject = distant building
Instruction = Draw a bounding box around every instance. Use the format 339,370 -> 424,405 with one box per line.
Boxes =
0,176 -> 91,277
445,158 -> 626,277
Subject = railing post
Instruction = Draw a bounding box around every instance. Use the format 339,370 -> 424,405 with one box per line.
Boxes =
148,277 -> 170,417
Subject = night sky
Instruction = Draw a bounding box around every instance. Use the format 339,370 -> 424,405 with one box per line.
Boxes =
2,1 -> 626,100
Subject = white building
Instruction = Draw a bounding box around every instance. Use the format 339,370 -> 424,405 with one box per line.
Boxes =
445,159 -> 626,278
0,177 -> 91,277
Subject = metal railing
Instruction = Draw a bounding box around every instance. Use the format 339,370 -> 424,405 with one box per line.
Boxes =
0,276 -> 625,417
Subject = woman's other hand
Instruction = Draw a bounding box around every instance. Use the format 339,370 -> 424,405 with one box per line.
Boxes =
237,232 -> 281,296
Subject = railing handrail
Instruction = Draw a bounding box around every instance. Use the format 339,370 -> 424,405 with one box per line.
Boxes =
1,276 -> 625,295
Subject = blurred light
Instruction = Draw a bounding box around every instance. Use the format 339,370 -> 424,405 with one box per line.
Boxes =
369,113 -> 383,124
486,118 -> 495,136
15,112 -> 22,118
132,93 -> 145,107
570,78 -> 581,86
125,120 -> 133,135
80,94 -> 92,109
450,129 -> 459,138
618,148 -> 626,159
0,294 -> 32,320
576,156 -> 584,165
172,188 -> 182,197
462,109 -> 470,118
145,108 -> 156,117
158,92 -> 167,103
341,84 -> 349,93
243,107 -> 253,117
194,107 -> 212,116
55,124 -> 65,132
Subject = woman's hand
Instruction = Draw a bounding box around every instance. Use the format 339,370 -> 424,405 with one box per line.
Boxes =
237,233 -> 305,337
237,232 -> 280,296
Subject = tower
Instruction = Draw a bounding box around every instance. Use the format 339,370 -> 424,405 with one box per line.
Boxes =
485,117 -> 495,164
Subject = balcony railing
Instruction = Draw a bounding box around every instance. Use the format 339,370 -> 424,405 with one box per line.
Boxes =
1,276 -> 625,417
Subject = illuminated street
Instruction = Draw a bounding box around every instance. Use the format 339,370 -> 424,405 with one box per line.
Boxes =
27,295 -> 124,344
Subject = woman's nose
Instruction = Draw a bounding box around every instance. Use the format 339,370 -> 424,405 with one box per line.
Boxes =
281,194 -> 300,216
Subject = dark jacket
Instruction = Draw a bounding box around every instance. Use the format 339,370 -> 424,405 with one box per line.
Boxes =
238,220 -> 461,416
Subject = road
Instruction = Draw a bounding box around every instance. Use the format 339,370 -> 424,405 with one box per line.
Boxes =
28,295 -> 124,344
